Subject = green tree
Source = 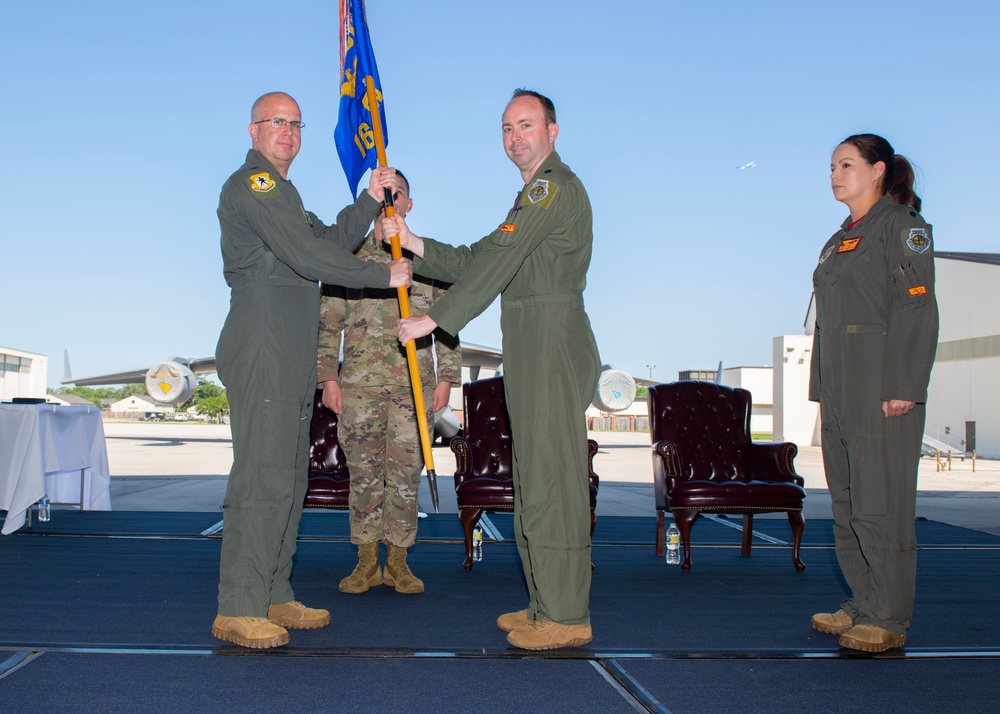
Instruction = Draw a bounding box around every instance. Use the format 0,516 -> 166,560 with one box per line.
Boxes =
49,385 -> 114,408
197,394 -> 230,421
635,385 -> 647,398
194,376 -> 224,401
113,383 -> 148,400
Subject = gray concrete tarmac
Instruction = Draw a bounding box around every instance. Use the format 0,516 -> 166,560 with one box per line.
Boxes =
102,422 -> 1000,535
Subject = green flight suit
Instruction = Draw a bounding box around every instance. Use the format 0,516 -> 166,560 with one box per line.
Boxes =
412,151 -> 601,626
809,194 -> 939,635
317,232 -> 461,547
215,149 -> 390,616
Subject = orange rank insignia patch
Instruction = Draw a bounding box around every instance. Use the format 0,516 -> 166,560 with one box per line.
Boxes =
837,237 -> 862,253
500,224 -> 516,233
249,172 -> 276,193
909,285 -> 928,296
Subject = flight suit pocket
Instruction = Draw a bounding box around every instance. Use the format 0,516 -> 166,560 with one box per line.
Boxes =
849,433 -> 890,517
258,395 -> 303,469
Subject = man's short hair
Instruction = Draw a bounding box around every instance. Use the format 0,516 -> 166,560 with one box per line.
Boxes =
394,169 -> 410,194
511,89 -> 556,125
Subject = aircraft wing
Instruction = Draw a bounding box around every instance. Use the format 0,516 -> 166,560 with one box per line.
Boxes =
66,357 -> 217,386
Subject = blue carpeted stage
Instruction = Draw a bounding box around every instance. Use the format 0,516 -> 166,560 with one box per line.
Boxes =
1,511 -> 998,712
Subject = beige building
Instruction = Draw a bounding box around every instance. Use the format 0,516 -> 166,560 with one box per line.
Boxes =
0,347 -> 47,402
775,252 -> 999,458
109,394 -> 175,420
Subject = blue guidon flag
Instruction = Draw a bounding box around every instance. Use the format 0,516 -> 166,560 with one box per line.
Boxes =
334,0 -> 387,198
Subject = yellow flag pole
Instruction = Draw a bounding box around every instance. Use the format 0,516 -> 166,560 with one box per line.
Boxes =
363,76 -> 440,513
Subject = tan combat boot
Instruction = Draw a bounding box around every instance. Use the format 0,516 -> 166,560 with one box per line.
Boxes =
212,615 -> 289,649
268,600 -> 331,629
339,542 -> 383,594
497,609 -> 530,632
383,543 -> 424,594
810,609 -> 854,635
839,624 -> 906,653
506,620 -> 593,650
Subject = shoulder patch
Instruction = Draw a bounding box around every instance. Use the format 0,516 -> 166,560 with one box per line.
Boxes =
905,227 -> 931,254
249,172 -> 276,194
526,178 -> 558,208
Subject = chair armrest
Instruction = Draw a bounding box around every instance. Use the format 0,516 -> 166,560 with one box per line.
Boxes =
744,442 -> 804,486
651,439 -> 680,510
587,439 -> 601,488
451,436 -> 472,488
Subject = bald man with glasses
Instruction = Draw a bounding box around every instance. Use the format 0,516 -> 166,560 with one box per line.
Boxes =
212,91 -> 411,649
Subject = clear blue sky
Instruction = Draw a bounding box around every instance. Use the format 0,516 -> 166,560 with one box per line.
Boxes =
3,0 -> 997,389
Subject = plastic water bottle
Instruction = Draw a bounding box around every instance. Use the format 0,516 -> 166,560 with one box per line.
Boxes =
38,494 -> 51,522
666,523 -> 681,565
472,524 -> 483,562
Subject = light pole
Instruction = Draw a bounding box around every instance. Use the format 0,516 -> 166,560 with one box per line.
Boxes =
646,364 -> 655,380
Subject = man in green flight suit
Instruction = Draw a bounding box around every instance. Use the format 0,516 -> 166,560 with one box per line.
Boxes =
317,169 -> 461,595
386,89 -> 601,651
212,91 -> 412,649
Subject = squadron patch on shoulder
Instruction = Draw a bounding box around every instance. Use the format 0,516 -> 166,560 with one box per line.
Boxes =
526,178 -> 558,208
906,228 -> 931,254
249,172 -> 276,193
837,237 -> 862,253
818,245 -> 835,264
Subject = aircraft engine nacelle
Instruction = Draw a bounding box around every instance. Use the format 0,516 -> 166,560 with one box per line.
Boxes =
145,361 -> 197,404
592,368 -> 636,413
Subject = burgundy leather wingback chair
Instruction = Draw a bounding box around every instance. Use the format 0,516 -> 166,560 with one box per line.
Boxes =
450,376 -> 599,571
648,381 -> 806,572
304,390 -> 351,509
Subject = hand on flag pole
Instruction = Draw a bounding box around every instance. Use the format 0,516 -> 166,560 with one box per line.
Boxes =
333,0 -> 441,512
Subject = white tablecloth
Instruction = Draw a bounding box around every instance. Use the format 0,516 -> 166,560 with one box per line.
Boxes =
0,404 -> 111,534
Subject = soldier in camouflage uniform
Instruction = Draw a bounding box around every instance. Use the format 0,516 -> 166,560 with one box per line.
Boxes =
317,170 -> 461,595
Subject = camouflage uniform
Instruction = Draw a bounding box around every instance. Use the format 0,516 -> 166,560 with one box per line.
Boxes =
318,231 -> 461,547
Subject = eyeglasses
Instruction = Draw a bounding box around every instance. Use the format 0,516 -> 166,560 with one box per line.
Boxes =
253,117 -> 306,131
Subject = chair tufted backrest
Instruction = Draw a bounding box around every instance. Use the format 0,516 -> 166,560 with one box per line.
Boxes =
461,376 -> 513,481
647,381 -> 752,483
308,393 -> 350,477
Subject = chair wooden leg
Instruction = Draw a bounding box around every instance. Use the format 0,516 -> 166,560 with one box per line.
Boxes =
787,510 -> 806,571
656,510 -> 665,557
673,510 -> 698,572
741,513 -> 753,557
459,508 -> 484,571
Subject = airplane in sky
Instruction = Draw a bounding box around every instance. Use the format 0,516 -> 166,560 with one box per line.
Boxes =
736,161 -> 757,170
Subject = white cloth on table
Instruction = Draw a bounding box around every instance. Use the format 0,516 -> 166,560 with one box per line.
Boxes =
0,404 -> 111,534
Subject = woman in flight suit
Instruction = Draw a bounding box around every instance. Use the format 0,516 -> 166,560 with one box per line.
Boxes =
808,133 -> 938,653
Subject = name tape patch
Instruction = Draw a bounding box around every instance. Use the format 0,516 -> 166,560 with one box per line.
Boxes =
837,237 -> 862,253
909,285 -> 928,296
499,224 -> 516,233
